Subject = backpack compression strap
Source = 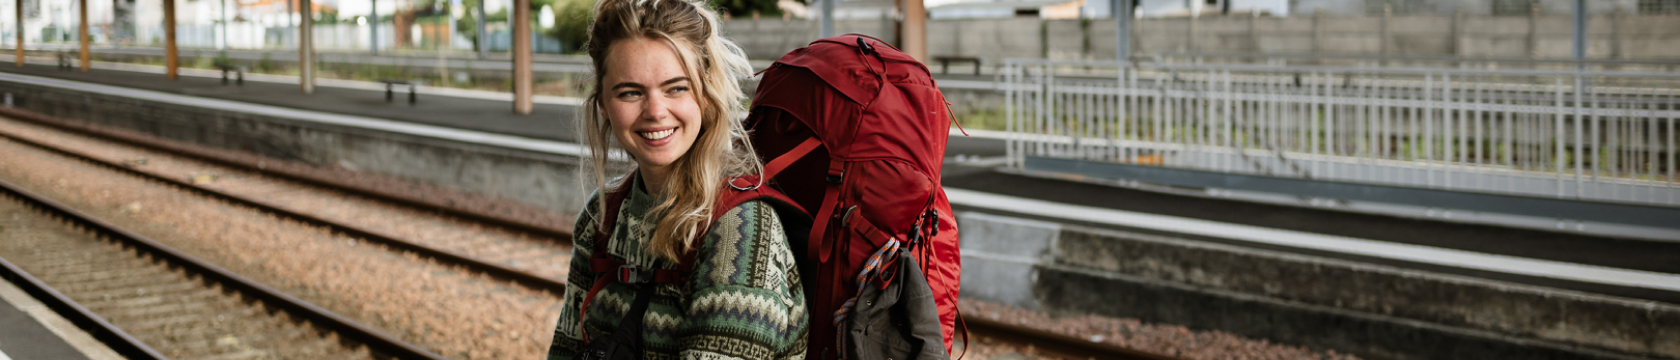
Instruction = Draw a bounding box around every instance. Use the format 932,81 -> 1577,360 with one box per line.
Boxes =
577,175 -> 698,342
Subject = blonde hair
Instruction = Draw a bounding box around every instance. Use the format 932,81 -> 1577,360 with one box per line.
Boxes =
581,0 -> 759,262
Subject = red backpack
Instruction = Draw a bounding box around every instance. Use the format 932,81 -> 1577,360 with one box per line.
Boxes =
581,34 -> 963,360
730,34 -> 964,360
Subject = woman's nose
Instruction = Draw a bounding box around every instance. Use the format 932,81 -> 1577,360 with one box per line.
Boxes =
641,93 -> 667,120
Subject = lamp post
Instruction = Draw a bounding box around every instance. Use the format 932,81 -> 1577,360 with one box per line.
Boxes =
821,0 -> 833,38
476,0 -> 486,59
1116,0 -> 1131,63
371,0 -> 378,55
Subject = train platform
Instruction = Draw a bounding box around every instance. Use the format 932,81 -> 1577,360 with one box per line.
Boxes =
2,57 -> 1678,359
0,275 -> 122,360
3,58 -> 1676,300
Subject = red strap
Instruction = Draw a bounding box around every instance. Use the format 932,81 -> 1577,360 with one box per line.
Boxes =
578,272 -> 614,342
580,173 -> 635,342
594,175 -> 634,256
844,210 -> 893,247
809,161 -> 846,264
763,137 -> 822,181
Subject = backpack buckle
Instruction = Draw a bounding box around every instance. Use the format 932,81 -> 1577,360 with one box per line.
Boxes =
728,175 -> 762,191
617,265 -> 649,284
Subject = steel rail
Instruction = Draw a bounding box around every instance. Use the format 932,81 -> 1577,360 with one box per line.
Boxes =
0,256 -> 168,360
0,104 -> 1189,360
0,124 -> 570,296
0,106 -> 573,241
962,315 -> 1181,360
0,178 -> 450,360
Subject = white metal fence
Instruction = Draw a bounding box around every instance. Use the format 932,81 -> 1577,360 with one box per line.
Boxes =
1003,60 -> 1680,207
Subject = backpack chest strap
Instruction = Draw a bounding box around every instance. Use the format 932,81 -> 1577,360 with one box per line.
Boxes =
590,257 -> 690,284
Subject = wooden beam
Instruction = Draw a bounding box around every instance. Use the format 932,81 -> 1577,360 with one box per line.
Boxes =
512,0 -> 532,114
79,0 -> 89,71
14,0 -> 21,67
165,0 -> 178,79
902,0 -> 925,62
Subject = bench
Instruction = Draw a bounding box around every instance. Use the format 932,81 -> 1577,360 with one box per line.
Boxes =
377,79 -> 424,105
933,56 -> 982,75
57,52 -> 73,70
215,65 -> 248,86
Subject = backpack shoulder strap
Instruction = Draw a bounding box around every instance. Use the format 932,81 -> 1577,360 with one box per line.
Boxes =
578,175 -> 634,342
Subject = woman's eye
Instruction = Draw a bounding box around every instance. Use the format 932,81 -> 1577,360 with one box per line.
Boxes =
617,91 -> 643,100
667,86 -> 689,96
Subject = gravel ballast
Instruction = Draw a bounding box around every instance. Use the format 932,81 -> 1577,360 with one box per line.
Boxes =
0,119 -> 564,359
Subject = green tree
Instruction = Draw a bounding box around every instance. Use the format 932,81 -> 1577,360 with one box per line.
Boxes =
545,0 -> 592,53
708,0 -> 781,17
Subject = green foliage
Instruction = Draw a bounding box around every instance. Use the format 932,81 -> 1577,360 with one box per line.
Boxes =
954,108 -> 1009,131
708,0 -> 781,17
545,0 -> 593,53
257,52 -> 278,72
211,51 -> 234,68
456,0 -> 510,51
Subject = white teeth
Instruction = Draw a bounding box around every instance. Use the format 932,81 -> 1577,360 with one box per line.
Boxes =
640,129 -> 675,140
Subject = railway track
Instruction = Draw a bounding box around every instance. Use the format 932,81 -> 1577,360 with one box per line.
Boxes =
0,113 -> 569,296
0,110 -> 1181,360
0,106 -> 570,240
962,316 -> 1181,360
0,177 -> 444,359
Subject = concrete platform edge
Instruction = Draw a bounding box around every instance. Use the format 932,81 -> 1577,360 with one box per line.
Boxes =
957,211 -> 1680,360
0,269 -> 124,360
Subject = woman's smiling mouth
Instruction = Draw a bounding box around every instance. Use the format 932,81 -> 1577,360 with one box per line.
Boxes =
640,128 -> 676,140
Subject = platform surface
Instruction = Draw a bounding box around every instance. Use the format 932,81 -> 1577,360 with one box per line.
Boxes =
4,61 -> 1678,306
0,276 -> 120,360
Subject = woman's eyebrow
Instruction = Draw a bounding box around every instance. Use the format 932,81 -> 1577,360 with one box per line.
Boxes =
661,77 -> 691,86
610,77 -> 688,91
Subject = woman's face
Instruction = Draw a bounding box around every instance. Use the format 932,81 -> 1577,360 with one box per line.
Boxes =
601,37 -> 704,183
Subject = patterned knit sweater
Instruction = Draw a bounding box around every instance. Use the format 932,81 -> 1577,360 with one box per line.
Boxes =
547,176 -> 808,360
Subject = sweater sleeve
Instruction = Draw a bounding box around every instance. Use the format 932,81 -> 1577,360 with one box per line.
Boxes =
547,192 -> 602,360
679,201 -> 809,360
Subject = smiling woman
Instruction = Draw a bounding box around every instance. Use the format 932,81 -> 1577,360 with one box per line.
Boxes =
544,0 -> 807,359
601,37 -> 704,194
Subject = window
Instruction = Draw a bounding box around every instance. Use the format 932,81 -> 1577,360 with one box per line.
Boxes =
1639,0 -> 1680,14
1491,0 -> 1536,16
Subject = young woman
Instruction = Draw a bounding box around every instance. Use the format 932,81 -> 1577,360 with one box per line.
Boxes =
545,0 -> 807,359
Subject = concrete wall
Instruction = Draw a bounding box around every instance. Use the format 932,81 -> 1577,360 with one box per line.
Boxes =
721,12 -> 1680,63
0,80 -> 591,215
957,211 -> 1680,360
